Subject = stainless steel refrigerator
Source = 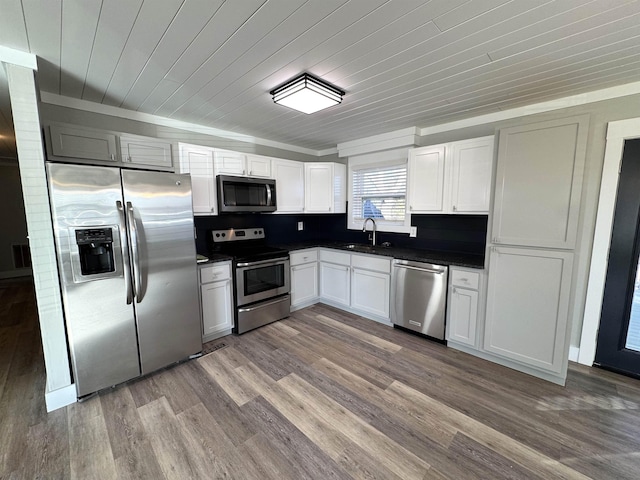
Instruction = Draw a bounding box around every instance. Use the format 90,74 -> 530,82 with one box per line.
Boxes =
47,163 -> 202,397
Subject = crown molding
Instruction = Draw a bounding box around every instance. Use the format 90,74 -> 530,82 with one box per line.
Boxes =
337,127 -> 419,158
39,92 -> 327,157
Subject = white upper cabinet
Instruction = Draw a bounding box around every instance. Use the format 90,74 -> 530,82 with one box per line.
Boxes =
304,162 -> 346,213
246,154 -> 272,178
272,159 -> 304,213
120,134 -> 173,169
49,124 -> 118,163
408,136 -> 493,215
408,145 -> 446,213
178,144 -> 216,215
450,137 -> 494,213
213,150 -> 272,178
491,116 -> 589,249
213,149 -> 247,176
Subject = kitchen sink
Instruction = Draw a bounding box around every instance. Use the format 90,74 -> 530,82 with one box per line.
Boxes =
344,243 -> 378,252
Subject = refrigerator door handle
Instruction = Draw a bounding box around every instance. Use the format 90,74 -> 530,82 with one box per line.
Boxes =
126,201 -> 144,303
116,201 -> 134,304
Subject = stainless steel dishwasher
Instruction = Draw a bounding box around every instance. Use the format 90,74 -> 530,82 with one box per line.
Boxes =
390,259 -> 448,340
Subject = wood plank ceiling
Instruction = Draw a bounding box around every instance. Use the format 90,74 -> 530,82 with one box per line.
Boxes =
1,0 -> 640,156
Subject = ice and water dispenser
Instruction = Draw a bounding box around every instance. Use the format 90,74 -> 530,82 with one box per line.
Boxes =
75,228 -> 115,276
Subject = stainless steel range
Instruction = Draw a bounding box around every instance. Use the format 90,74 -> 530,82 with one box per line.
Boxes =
211,228 -> 290,334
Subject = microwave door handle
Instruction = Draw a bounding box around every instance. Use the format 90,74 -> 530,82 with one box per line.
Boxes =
116,201 -> 133,304
126,202 -> 144,303
266,184 -> 272,206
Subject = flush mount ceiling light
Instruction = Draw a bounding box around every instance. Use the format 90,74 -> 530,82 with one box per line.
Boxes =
270,73 -> 345,114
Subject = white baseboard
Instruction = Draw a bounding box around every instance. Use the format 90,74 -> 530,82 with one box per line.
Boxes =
0,269 -> 32,280
568,345 -> 580,363
45,383 -> 76,412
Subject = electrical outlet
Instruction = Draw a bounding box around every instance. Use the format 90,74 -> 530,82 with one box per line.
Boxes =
297,221 -> 304,231
410,226 -> 417,237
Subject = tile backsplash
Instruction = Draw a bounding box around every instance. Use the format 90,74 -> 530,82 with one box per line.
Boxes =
195,213 -> 487,257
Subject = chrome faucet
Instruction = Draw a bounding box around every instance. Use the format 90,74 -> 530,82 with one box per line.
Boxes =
362,217 -> 377,246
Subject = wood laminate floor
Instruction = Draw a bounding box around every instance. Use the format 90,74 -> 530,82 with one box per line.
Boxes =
2,277 -> 640,479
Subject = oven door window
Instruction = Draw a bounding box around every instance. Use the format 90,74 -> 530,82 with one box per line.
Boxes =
243,264 -> 285,296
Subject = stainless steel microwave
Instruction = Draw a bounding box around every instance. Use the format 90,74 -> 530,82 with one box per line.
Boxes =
216,175 -> 277,213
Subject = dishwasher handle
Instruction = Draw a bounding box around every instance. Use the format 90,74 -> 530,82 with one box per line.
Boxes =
393,264 -> 446,274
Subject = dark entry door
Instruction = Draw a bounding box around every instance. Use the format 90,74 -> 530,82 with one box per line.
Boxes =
595,138 -> 640,377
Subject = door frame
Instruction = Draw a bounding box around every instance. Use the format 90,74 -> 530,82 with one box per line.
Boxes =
580,118 -> 640,365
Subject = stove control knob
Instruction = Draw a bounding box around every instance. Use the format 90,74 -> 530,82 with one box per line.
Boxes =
254,230 -> 258,235
215,233 -> 220,238
222,233 -> 226,237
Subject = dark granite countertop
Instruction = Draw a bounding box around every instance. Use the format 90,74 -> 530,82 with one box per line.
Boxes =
196,252 -> 234,265
274,241 -> 485,269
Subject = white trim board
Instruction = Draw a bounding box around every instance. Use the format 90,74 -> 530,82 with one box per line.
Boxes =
45,383 -> 76,412
39,92 -> 331,157
0,46 -> 37,70
579,117 -> 640,366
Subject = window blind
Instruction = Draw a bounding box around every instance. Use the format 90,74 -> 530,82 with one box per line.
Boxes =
351,163 -> 407,226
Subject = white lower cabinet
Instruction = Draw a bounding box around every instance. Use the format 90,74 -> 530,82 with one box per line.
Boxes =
483,246 -> 573,374
447,267 -> 482,347
312,249 -> 391,322
199,262 -> 234,342
351,268 -> 390,319
319,261 -> 351,307
350,254 -> 391,320
290,249 -> 319,309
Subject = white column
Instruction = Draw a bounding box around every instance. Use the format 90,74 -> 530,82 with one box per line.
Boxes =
4,62 -> 74,409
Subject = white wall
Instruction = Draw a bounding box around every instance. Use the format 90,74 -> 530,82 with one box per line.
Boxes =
0,163 -> 29,278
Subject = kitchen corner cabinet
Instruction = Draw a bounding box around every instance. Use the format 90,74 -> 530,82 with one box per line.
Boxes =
199,262 -> 234,342
178,144 -> 217,215
407,136 -> 493,214
447,267 -> 483,347
319,249 -> 351,307
119,134 -> 173,169
290,249 -> 318,309
484,246 -> 573,374
272,159 -> 304,213
304,163 -> 347,213
491,116 -> 588,249
350,254 -> 391,320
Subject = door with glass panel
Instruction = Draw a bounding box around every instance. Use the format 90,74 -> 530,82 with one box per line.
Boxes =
595,138 -> 640,377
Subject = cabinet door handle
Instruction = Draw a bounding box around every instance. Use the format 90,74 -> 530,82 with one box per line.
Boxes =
409,206 -> 413,211
249,170 -> 252,175
453,205 -> 457,211
110,153 -> 115,161
243,169 -> 246,175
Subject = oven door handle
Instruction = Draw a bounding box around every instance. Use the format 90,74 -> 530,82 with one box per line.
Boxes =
236,257 -> 289,268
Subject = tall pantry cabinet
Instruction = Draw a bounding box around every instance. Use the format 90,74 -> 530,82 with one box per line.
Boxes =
485,115 -> 589,383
